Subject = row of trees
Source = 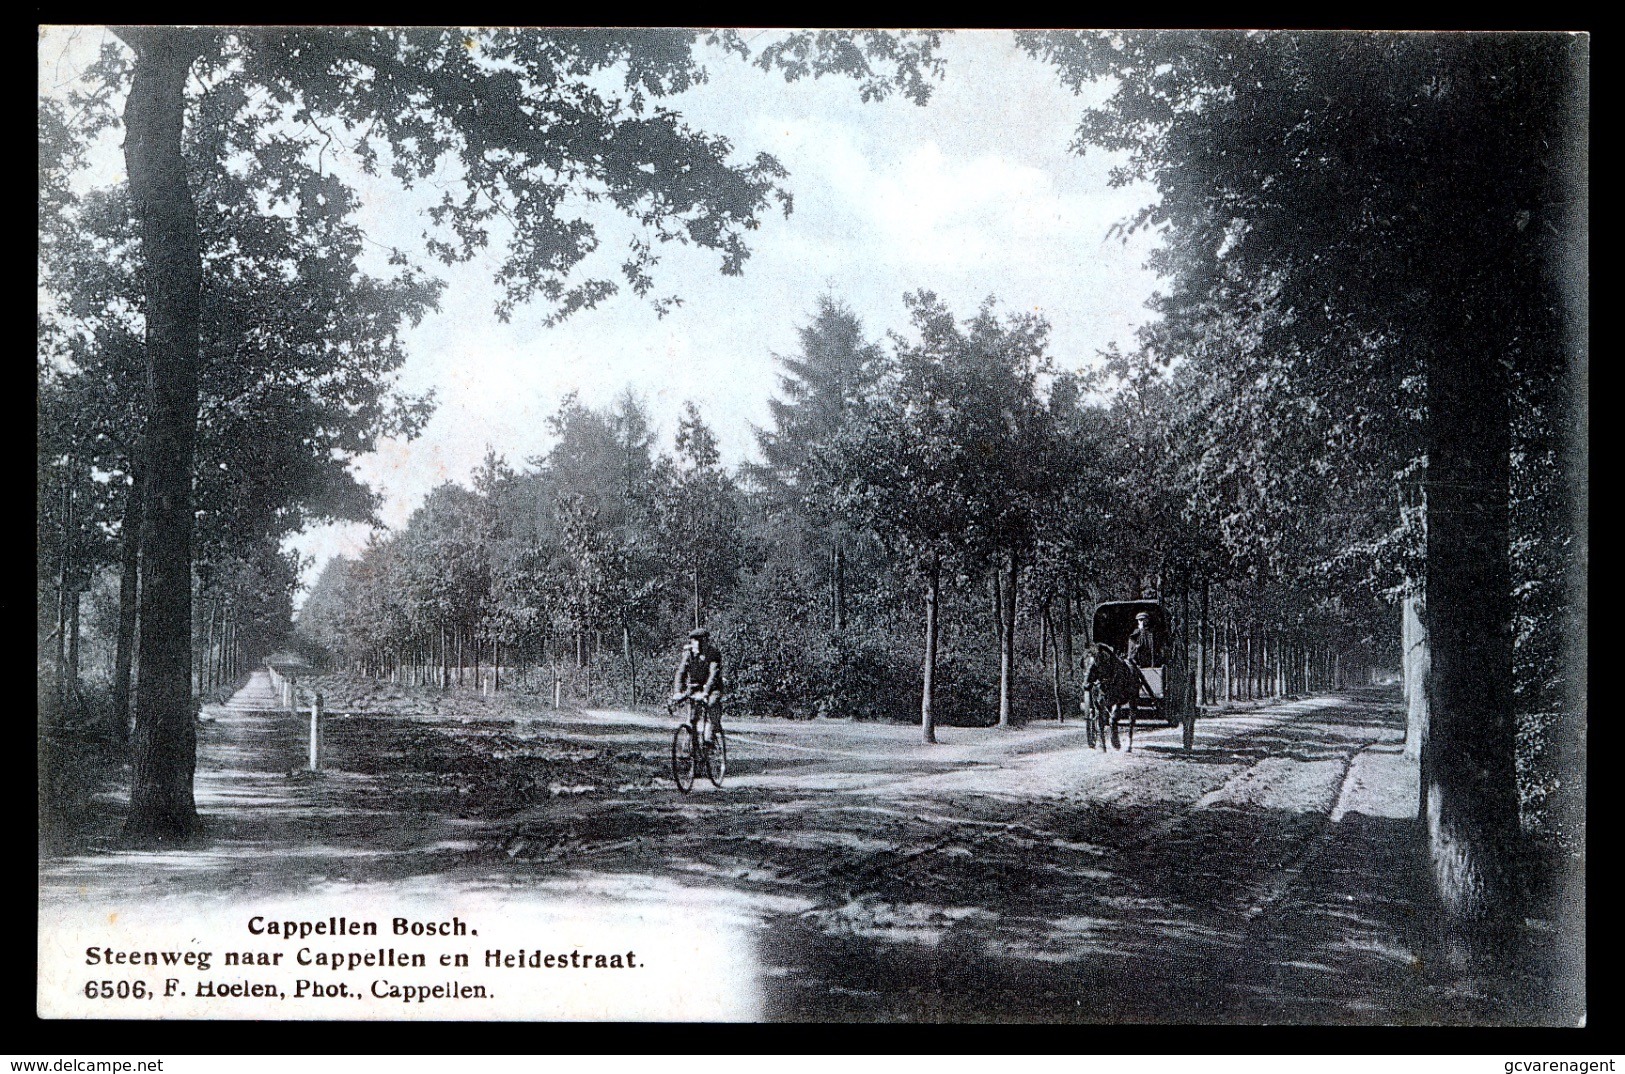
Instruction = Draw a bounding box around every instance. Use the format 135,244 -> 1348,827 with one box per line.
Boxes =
297,292 -> 1394,740
297,394 -> 742,697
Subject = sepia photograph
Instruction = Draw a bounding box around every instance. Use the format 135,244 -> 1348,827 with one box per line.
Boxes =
37,26 -> 1586,1025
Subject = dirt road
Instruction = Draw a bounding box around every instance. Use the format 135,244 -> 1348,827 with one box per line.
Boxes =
39,674 -> 1577,1024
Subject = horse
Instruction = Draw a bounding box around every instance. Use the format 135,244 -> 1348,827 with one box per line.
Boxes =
1080,642 -> 1143,751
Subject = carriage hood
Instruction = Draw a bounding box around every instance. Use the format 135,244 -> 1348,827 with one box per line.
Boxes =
1091,601 -> 1170,657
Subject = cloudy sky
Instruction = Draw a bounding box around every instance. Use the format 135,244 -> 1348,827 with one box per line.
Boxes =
39,28 -> 1164,593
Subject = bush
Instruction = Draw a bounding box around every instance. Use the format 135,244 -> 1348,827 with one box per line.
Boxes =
702,592 -> 1074,726
38,683 -> 125,852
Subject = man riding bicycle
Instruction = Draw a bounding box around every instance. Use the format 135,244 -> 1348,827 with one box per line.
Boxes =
671,627 -> 724,745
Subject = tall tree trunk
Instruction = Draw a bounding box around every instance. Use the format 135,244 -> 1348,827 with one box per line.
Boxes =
1060,580 -> 1074,676
112,469 -> 142,739
990,565 -> 1003,651
921,554 -> 940,744
997,549 -> 1018,728
622,627 -> 633,706
1244,630 -> 1253,701
583,635 -> 593,702
218,604 -> 229,690
1250,628 -> 1259,700
1254,627 -> 1267,695
692,567 -> 701,629
189,600 -> 200,695
66,590 -> 81,699
1197,580 -> 1209,707
1261,631 -> 1270,698
59,451 -> 82,706
1044,604 -> 1063,723
1266,632 -> 1273,696
1233,622 -> 1242,700
205,601 -> 219,693
1423,314 -> 1520,926
1269,631 -> 1280,697
1178,574 -> 1190,713
1236,626 -> 1244,699
119,28 -> 204,844
55,459 -> 74,708
832,533 -> 847,632
1403,584 -> 1430,769
1038,600 -> 1049,664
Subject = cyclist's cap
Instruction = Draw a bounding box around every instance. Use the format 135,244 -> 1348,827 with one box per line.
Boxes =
688,628 -> 710,640
1135,612 -> 1151,621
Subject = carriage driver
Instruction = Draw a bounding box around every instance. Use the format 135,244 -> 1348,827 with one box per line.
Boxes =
1126,612 -> 1159,668
672,627 -> 724,744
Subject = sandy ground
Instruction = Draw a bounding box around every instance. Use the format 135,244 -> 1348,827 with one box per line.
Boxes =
39,672 -> 1583,1024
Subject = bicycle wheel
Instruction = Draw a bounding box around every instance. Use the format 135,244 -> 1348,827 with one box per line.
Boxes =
671,724 -> 697,793
706,726 -> 727,788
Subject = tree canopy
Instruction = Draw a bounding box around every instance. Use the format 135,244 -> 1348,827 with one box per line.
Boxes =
45,25 -> 946,841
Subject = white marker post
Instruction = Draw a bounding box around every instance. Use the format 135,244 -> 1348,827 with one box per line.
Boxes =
553,677 -> 562,709
309,692 -> 324,772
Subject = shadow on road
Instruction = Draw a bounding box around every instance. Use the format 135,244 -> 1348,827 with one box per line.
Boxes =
39,676 -> 1582,1025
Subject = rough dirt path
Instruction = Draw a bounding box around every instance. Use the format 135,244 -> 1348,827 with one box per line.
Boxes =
39,673 -> 1575,1024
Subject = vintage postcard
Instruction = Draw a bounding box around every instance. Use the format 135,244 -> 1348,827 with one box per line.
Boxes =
38,26 -> 1586,1024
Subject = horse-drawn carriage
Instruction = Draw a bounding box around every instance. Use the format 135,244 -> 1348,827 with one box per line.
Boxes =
1081,599 -> 1191,751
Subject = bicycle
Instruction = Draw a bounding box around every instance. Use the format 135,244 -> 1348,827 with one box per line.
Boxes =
667,693 -> 726,793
